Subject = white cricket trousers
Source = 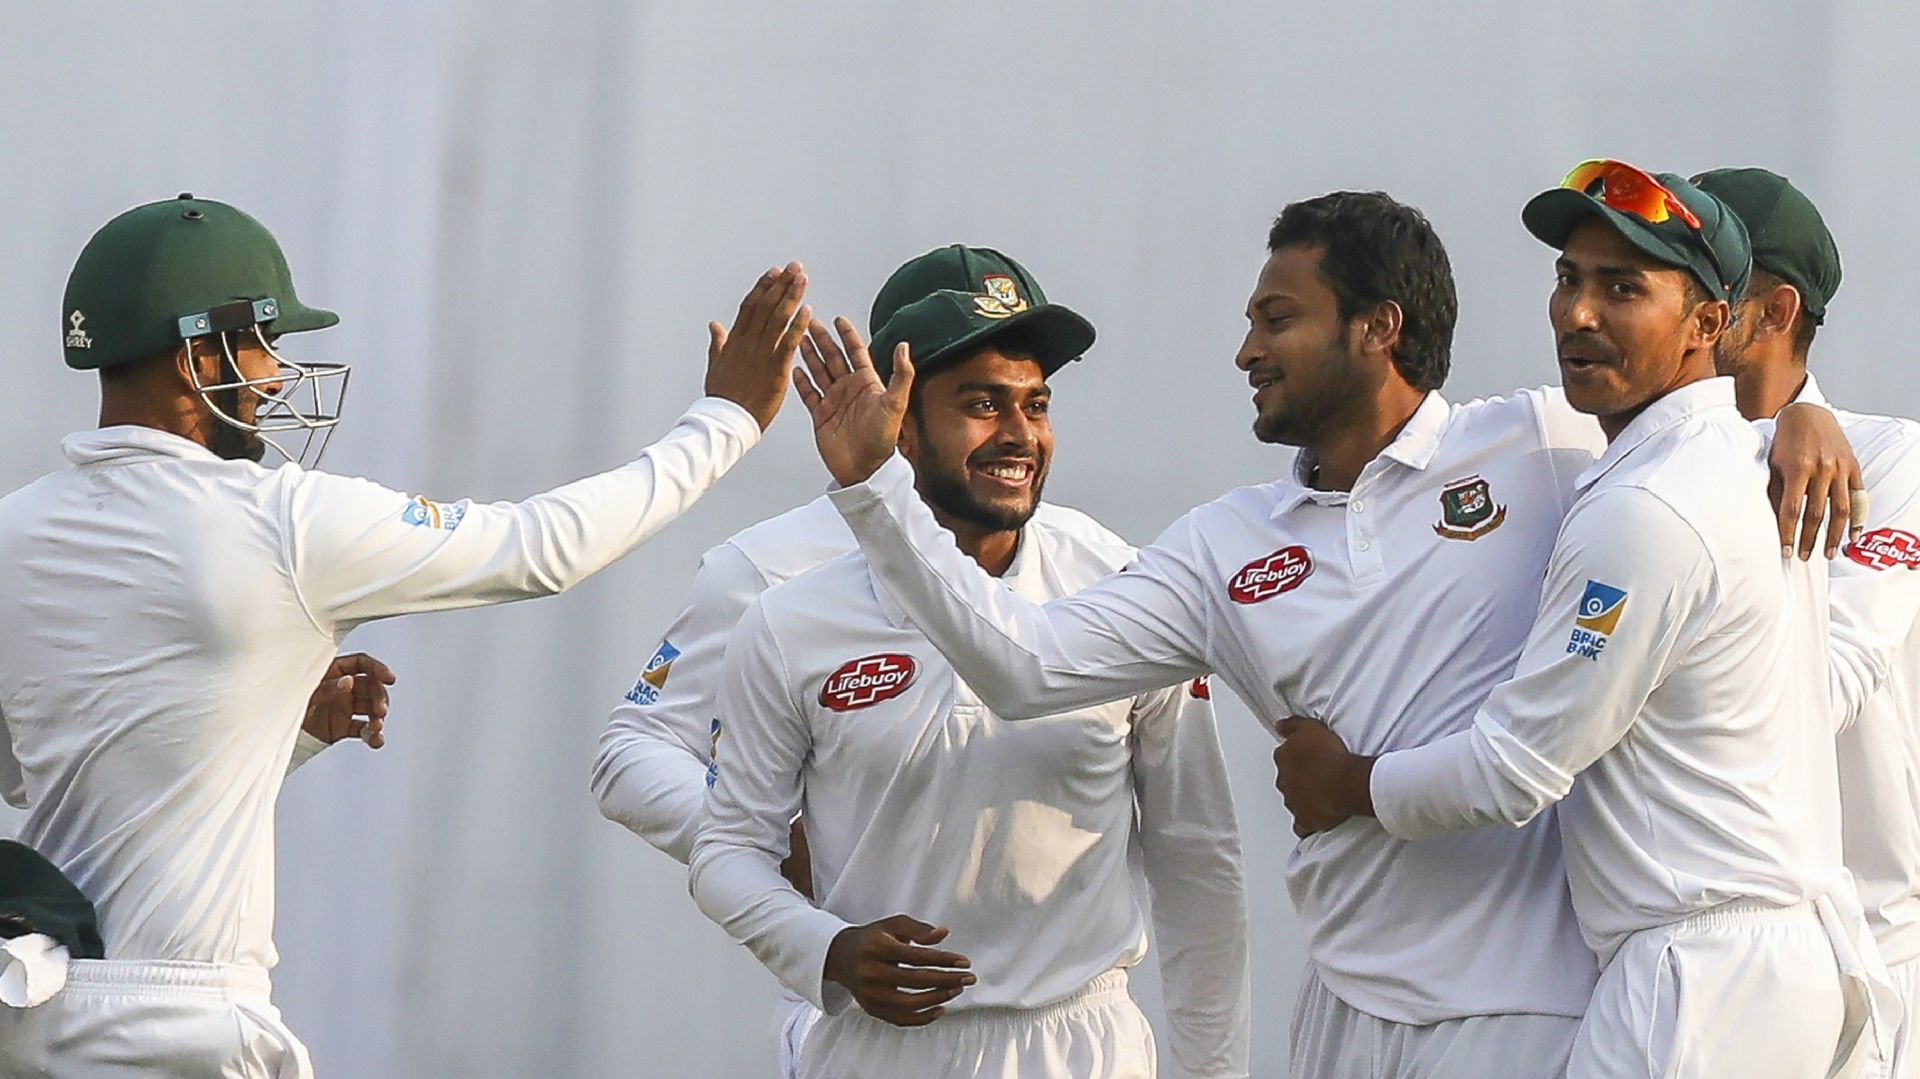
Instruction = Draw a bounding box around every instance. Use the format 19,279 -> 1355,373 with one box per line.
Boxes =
1568,898 -> 1862,1078
1287,966 -> 1579,1078
774,987 -> 822,1079
797,968 -> 1155,1078
1884,955 -> 1920,1077
0,958 -> 311,1078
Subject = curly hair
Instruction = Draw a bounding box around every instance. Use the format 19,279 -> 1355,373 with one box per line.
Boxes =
1267,191 -> 1458,391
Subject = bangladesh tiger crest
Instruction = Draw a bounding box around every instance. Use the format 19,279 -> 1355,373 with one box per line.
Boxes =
1432,475 -> 1507,541
972,275 -> 1029,319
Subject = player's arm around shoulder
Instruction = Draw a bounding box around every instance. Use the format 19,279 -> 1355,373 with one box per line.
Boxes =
1128,680 -> 1251,1079
592,541 -> 766,862
1371,486 -> 1716,839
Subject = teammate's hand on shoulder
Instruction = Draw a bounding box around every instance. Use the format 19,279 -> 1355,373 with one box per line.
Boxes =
823,913 -> 974,1027
302,652 -> 397,749
1771,402 -> 1865,560
1273,717 -> 1373,838
792,316 -> 913,487
704,263 -> 811,431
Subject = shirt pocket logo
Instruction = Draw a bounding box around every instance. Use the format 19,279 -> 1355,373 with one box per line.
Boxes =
819,654 -> 918,712
1847,528 -> 1920,570
1227,545 -> 1314,604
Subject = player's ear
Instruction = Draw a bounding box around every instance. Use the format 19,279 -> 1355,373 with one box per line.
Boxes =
1356,299 -> 1403,361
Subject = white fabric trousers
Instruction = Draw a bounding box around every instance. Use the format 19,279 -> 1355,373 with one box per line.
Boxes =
0,959 -> 311,1078
1569,899 -> 1854,1078
1886,956 -> 1920,1078
797,968 -> 1154,1079
1287,965 -> 1578,1078
773,988 -> 822,1079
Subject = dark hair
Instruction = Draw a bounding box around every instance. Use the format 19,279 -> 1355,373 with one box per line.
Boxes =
1740,269 -> 1818,358
1267,191 -> 1457,391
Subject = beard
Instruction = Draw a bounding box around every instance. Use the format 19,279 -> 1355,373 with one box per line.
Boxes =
914,429 -> 1047,533
207,386 -> 268,462
1252,331 -> 1364,446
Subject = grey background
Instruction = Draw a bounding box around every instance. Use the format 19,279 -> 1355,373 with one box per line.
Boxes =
3,3 -> 1917,1075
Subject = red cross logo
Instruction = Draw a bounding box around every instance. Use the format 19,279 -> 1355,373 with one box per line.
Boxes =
819,653 -> 919,712
1227,545 -> 1315,604
1846,528 -> 1920,571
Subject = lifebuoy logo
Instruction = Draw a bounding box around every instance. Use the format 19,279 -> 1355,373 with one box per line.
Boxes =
820,653 -> 918,712
1847,528 -> 1920,571
1228,546 -> 1314,604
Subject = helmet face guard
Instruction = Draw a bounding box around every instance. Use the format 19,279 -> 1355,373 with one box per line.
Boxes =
179,298 -> 349,469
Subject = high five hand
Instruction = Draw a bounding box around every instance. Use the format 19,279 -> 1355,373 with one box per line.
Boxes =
791,316 -> 914,488
704,263 -> 812,432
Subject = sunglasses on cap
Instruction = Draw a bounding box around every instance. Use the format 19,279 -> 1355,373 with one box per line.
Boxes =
1561,158 -> 1739,295
1561,159 -> 1704,229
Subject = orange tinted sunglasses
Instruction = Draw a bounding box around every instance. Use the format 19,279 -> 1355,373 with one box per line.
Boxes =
1561,159 -> 1704,230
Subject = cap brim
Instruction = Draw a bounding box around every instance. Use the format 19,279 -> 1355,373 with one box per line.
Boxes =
916,302 -> 1096,376
1521,189 -> 1692,273
270,303 -> 339,335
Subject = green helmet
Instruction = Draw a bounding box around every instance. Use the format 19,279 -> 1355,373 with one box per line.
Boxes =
64,194 -> 349,468
62,193 -> 338,371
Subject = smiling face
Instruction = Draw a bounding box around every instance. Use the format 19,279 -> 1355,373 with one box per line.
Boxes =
1549,219 -> 1728,436
1237,244 -> 1376,447
898,346 -> 1053,534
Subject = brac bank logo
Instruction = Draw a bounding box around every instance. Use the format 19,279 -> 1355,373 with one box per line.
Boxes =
819,653 -> 918,712
1227,545 -> 1314,604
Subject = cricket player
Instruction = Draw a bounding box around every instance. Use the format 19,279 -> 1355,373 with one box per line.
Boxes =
789,186 -> 1863,1076
0,194 -> 807,1077
688,252 -> 1251,1078
1701,165 -> 1920,1074
1271,165 -> 1891,1076
592,248 -> 1058,1076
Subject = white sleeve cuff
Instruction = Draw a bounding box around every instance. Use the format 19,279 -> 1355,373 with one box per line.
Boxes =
686,395 -> 764,447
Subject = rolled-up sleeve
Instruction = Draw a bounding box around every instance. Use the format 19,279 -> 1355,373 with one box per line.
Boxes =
1373,487 -> 1715,838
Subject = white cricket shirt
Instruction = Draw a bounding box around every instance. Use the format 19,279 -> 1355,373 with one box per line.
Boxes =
688,513 -> 1251,1077
824,389 -> 1606,1025
0,398 -> 760,969
592,495 -> 852,862
1798,374 -> 1920,968
1372,378 -> 1843,962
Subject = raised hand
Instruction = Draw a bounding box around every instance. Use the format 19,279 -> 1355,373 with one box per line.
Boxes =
302,652 -> 396,748
792,316 -> 914,488
823,913 -> 974,1027
1272,717 -> 1374,838
705,263 -> 812,431
1771,402 -> 1866,560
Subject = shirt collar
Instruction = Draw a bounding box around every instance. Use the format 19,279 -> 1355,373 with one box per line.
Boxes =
61,425 -> 223,467
1573,376 -> 1739,493
1272,391 -> 1450,519
872,518 -> 1050,630
1788,371 -> 1827,410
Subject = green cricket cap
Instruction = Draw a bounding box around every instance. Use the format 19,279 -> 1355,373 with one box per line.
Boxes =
61,194 -> 337,371
1692,167 -> 1841,323
867,245 -> 1094,382
1523,170 -> 1751,302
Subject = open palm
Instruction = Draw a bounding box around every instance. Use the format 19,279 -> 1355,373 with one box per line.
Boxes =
792,316 -> 915,487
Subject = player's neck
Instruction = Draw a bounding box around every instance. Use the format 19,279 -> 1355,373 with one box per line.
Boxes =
1733,349 -> 1809,422
1307,382 -> 1427,492
933,509 -> 1019,577
98,384 -> 212,448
